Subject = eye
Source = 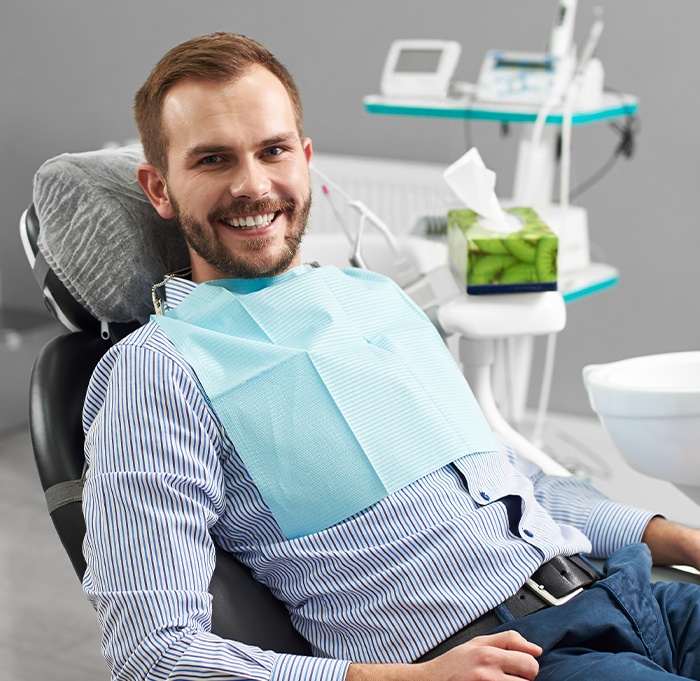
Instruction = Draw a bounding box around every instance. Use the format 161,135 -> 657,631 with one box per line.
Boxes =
199,154 -> 222,165
263,146 -> 285,158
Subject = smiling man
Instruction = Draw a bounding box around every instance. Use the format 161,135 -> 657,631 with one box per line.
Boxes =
136,55 -> 313,281
81,32 -> 700,681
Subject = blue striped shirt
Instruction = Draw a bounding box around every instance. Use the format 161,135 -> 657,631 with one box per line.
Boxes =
82,275 -> 654,681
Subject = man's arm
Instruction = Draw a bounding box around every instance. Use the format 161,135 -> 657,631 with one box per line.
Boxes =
642,517 -> 700,569
508,444 -> 700,567
346,632 -> 541,681
82,338 -> 348,681
506,444 -> 655,558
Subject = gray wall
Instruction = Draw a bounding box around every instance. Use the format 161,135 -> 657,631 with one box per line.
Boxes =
2,0 -> 699,415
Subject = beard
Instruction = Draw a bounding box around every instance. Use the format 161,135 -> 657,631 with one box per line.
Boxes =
171,191 -> 312,279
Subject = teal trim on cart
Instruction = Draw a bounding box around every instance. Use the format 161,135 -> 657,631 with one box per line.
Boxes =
364,100 -> 638,126
563,274 -> 619,304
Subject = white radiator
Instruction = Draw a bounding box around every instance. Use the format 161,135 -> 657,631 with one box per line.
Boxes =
307,153 -> 454,236
306,152 -> 590,276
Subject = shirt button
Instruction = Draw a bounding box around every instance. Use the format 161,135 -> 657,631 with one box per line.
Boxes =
523,529 -> 534,538
480,492 -> 491,501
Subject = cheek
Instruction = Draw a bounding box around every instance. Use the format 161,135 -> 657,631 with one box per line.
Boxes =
284,165 -> 311,201
181,178 -> 229,213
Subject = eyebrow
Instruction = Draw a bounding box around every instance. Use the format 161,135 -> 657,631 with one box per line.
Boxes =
185,132 -> 299,160
260,132 -> 299,147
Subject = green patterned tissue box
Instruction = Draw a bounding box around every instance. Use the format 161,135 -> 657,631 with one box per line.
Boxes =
447,206 -> 558,294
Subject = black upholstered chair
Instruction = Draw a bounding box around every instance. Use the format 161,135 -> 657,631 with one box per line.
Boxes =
21,203 -> 311,654
21,168 -> 700,666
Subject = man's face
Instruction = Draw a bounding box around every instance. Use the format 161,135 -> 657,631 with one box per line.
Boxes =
156,66 -> 313,281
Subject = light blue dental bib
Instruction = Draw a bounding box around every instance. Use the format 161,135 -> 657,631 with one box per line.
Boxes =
154,266 -> 498,538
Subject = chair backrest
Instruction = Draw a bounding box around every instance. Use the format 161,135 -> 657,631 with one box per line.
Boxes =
28,331 -> 310,653
29,331 -> 108,578
23,155 -> 312,654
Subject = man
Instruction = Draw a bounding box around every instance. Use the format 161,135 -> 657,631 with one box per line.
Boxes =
82,32 -> 700,681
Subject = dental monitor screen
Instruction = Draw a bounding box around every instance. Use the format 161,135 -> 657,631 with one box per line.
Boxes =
395,49 -> 443,73
380,39 -> 461,99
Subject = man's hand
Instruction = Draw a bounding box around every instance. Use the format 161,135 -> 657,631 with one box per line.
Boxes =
642,516 -> 700,570
346,631 -> 541,681
418,631 -> 542,681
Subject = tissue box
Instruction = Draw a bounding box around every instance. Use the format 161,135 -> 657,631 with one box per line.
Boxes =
447,206 -> 558,294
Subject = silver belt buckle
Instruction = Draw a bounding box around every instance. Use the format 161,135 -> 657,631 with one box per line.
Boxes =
525,577 -> 583,607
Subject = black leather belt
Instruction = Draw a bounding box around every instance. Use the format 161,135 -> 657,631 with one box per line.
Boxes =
417,555 -> 600,662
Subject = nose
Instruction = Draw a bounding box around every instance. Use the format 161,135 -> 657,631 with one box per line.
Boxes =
230,158 -> 270,199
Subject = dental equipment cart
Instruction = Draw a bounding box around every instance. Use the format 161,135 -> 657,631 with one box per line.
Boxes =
361,92 -> 639,463
362,91 -> 638,301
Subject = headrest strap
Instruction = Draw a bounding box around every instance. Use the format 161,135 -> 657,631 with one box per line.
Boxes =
45,479 -> 84,514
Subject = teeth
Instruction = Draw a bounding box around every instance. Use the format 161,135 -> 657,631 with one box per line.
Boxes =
224,213 -> 276,229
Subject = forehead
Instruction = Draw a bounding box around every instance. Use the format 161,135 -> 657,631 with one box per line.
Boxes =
161,67 -> 297,153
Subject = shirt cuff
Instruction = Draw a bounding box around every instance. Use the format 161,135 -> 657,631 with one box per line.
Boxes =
271,653 -> 351,681
584,499 -> 657,558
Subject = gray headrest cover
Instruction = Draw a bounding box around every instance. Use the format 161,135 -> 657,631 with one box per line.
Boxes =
33,145 -> 189,324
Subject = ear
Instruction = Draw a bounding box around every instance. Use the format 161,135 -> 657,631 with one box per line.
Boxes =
137,163 -> 175,219
302,137 -> 313,165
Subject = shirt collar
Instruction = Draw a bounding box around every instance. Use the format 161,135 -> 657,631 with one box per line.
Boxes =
160,275 -> 197,313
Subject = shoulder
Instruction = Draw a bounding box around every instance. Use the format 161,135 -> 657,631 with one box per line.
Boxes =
83,319 -> 209,429
101,319 -> 197,375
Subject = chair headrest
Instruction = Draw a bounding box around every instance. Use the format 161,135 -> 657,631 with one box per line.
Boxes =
23,203 -> 102,335
32,145 -> 190,325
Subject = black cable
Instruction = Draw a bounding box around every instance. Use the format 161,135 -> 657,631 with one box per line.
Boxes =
569,147 -> 622,200
570,88 -> 639,200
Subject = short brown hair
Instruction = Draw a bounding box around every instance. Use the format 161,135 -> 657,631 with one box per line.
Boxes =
134,33 -> 304,173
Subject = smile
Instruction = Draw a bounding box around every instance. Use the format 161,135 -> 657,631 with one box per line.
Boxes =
222,212 -> 277,230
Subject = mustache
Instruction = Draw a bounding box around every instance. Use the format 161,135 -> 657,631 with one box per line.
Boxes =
209,197 -> 296,222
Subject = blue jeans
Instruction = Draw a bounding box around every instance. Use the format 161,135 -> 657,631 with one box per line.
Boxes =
492,543 -> 700,679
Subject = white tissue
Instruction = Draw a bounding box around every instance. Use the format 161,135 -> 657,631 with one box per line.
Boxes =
443,148 -> 519,234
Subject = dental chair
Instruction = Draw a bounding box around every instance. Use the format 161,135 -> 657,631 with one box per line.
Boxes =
21,146 -> 700,669
21,147 -> 311,655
